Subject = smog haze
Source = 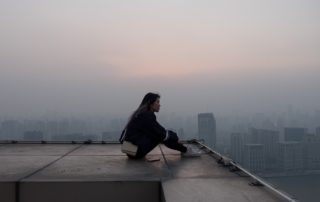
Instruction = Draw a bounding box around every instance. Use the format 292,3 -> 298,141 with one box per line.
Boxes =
1,0 -> 320,118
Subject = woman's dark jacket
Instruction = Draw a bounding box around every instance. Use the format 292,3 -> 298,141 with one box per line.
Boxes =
122,111 -> 166,145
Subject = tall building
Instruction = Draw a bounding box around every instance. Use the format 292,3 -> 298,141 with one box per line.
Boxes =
23,120 -> 46,139
46,120 -> 59,140
178,128 -> 185,140
284,127 -> 306,142
316,126 -> 320,137
230,133 -> 244,164
23,131 -> 44,141
59,119 -> 71,135
198,113 -> 216,148
248,128 -> 279,171
102,131 -> 119,141
1,120 -> 22,140
52,133 -> 99,141
303,134 -> 320,170
243,144 -> 265,172
278,142 -> 303,172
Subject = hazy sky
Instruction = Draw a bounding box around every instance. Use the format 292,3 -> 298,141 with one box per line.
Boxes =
0,0 -> 319,118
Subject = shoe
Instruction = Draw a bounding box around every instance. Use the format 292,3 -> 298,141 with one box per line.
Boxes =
181,145 -> 201,157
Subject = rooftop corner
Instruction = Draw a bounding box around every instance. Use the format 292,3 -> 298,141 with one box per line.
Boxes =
0,141 -> 294,202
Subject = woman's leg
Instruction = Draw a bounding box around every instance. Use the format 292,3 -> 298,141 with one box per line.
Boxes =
163,138 -> 187,153
134,136 -> 160,158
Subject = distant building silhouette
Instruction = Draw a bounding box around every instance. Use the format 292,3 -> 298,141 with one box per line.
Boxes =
230,133 -> 244,164
1,120 -> 22,140
316,126 -> 320,137
284,127 -> 306,142
303,134 -> 320,170
243,144 -> 265,172
102,131 -> 120,141
23,131 -> 44,141
198,113 -> 216,148
178,128 -> 185,140
248,128 -> 279,171
278,142 -> 303,172
52,133 -> 99,141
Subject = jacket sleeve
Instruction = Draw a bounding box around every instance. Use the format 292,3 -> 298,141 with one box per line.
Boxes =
141,111 -> 166,142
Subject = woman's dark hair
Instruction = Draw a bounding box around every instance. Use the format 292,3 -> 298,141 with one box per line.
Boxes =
127,92 -> 160,124
139,92 -> 160,110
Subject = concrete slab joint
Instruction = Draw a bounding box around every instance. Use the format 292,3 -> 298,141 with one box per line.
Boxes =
0,143 -> 290,202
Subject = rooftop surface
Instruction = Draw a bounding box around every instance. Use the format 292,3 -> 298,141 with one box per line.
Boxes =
0,142 -> 291,202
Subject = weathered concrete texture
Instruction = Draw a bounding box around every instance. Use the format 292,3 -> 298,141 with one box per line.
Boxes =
25,155 -> 170,181
0,144 -> 78,156
0,143 -> 290,202
0,182 -> 16,202
165,154 -> 235,178
162,178 -> 287,202
69,144 -> 126,156
0,156 -> 60,181
70,144 -> 161,156
20,181 -> 161,202
0,144 -> 74,202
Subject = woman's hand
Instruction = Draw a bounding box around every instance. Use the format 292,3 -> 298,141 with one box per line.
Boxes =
167,130 -> 179,142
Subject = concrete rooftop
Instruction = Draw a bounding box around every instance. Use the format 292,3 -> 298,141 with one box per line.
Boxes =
0,142 -> 291,202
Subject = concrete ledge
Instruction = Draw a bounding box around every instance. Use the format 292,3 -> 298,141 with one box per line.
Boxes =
0,182 -> 16,202
0,143 -> 291,202
20,181 -> 161,202
162,178 -> 287,202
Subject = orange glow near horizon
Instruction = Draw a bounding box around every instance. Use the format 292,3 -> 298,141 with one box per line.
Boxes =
1,0 -> 320,117
2,0 -> 319,82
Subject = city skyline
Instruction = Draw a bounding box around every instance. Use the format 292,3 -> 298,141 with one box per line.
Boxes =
1,110 -> 319,175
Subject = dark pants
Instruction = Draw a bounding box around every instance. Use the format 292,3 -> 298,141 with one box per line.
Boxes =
127,136 -> 187,159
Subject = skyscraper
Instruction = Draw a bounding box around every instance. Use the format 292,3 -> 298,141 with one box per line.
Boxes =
302,134 -> 320,170
248,128 -> 279,171
243,144 -> 265,172
316,126 -> 320,137
198,113 -> 216,148
284,127 -> 306,142
230,133 -> 244,164
278,142 -> 303,172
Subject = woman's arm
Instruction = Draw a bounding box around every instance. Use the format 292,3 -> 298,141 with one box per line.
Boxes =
141,111 -> 167,142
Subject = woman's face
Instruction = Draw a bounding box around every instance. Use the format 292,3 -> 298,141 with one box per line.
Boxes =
150,98 -> 161,112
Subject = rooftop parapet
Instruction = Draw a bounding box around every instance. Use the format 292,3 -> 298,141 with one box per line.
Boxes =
0,140 -> 295,202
